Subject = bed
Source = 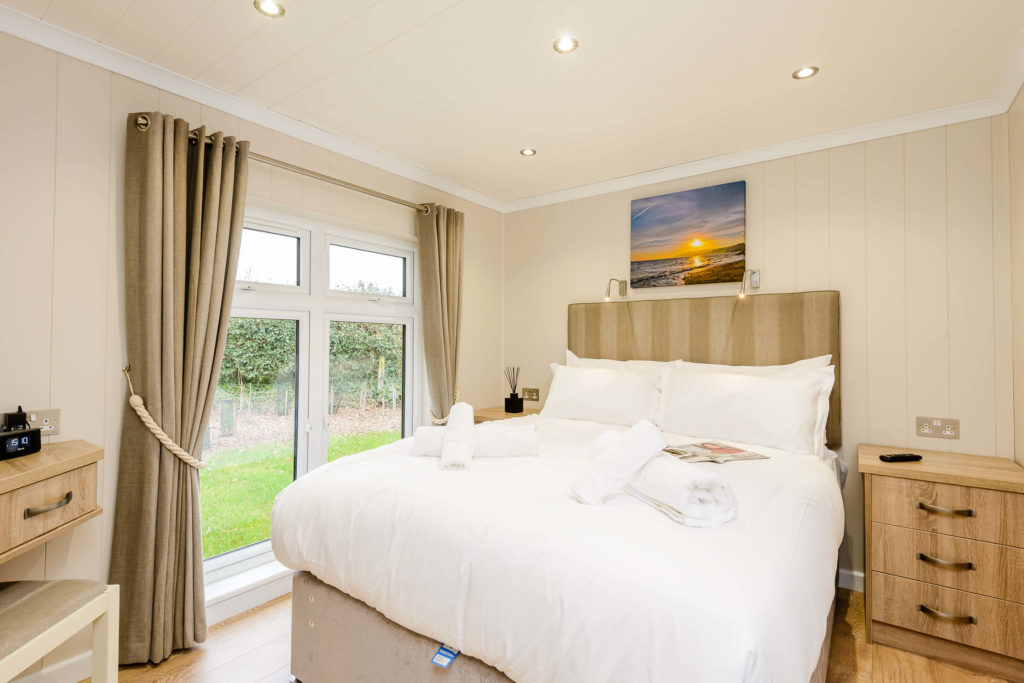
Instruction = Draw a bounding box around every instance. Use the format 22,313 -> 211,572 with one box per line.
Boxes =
272,291 -> 844,683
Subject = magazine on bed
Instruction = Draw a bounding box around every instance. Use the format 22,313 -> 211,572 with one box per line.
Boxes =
662,441 -> 769,464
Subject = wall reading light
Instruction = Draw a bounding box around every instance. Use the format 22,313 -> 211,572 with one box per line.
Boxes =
604,278 -> 627,301
738,269 -> 760,299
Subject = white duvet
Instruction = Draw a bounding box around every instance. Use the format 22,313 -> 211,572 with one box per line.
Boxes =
271,416 -> 844,683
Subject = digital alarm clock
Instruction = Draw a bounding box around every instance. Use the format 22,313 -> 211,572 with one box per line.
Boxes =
2,427 -> 41,460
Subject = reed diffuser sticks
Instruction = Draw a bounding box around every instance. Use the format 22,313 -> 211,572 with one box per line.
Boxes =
504,365 -> 520,394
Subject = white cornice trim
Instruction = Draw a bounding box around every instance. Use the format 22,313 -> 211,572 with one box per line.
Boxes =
0,5 -> 506,213
1,6 -> 1022,215
501,97 -> 1003,212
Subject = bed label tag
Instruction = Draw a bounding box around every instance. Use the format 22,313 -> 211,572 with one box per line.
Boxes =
431,644 -> 460,668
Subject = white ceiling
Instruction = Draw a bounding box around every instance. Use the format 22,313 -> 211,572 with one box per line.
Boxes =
4,0 -> 1024,203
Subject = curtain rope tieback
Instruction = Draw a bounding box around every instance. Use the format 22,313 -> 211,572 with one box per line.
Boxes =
121,365 -> 204,469
430,387 -> 461,425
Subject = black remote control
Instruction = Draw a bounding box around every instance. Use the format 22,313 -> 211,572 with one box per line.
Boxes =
879,453 -> 922,463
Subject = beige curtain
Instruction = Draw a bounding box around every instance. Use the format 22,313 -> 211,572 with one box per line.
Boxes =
109,113 -> 249,664
415,204 -> 465,421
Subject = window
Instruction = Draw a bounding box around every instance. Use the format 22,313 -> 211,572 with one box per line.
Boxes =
201,316 -> 299,559
203,209 -> 414,573
328,239 -> 412,301
327,319 -> 406,461
237,227 -> 300,286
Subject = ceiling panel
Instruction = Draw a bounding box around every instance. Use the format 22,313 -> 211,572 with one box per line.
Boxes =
3,0 -> 1022,201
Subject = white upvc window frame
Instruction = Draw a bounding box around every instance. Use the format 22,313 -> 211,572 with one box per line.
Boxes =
204,204 -> 418,591
324,229 -> 415,306
203,306 -> 310,580
234,219 -> 311,296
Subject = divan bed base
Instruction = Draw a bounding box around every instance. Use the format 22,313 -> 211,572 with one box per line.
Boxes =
290,571 -> 835,683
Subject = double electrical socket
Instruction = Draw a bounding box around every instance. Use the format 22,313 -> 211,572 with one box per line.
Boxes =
916,416 -> 959,440
27,408 -> 61,436
522,388 -> 540,401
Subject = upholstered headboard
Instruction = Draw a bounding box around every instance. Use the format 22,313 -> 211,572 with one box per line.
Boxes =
567,291 -> 842,448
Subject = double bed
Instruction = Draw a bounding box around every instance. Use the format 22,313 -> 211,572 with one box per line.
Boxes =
271,291 -> 845,682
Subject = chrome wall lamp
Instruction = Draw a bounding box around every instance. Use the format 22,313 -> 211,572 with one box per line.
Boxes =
738,269 -> 760,299
604,278 -> 627,302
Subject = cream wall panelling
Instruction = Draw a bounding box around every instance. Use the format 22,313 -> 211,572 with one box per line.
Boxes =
1010,88 -> 1024,469
503,116 -> 1015,579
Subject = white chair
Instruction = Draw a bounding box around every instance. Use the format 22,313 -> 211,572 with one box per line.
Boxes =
0,581 -> 118,683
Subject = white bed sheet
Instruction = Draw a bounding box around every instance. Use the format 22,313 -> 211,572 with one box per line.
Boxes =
271,415 -> 844,683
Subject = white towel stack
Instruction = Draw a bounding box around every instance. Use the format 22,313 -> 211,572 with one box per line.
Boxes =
570,420 -> 666,505
572,421 -> 738,527
411,409 -> 540,468
623,455 -> 737,528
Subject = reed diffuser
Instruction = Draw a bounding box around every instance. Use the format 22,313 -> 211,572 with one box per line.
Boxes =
504,365 -> 523,413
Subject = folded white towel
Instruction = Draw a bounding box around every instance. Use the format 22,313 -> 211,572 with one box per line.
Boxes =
571,420 -> 666,505
473,423 -> 539,458
411,426 -> 445,456
623,455 -> 737,528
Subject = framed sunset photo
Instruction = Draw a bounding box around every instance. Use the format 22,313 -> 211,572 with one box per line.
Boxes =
630,180 -> 746,288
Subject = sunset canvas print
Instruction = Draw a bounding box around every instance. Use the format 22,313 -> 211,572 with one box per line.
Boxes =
630,181 -> 746,288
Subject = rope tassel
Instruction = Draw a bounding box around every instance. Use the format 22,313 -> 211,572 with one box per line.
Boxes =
122,365 -> 204,469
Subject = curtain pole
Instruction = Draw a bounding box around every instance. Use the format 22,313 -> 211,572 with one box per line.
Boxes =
133,114 -> 430,215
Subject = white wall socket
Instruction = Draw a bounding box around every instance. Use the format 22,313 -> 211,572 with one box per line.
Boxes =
27,408 -> 60,436
916,416 -> 959,440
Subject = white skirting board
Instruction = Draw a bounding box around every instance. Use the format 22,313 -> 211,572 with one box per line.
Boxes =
838,568 -> 865,593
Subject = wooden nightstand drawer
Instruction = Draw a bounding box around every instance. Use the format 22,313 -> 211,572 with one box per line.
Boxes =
872,475 -> 1024,547
873,572 -> 1024,660
872,523 -> 1024,603
0,463 -> 97,554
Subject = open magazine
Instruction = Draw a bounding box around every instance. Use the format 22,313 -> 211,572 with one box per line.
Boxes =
662,441 -> 768,464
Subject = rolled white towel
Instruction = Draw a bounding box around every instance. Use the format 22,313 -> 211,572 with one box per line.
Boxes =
440,403 -> 475,469
447,402 -> 474,429
411,426 -> 445,457
571,420 -> 666,505
623,454 -> 737,528
473,423 -> 539,457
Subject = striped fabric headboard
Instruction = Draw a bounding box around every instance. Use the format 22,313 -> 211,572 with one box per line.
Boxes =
567,290 -> 842,448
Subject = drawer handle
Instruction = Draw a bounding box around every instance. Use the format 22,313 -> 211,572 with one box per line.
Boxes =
917,552 -> 975,571
918,604 -> 976,625
916,501 -> 975,517
24,491 -> 73,519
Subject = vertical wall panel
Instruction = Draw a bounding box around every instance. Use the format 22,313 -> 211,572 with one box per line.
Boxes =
740,163 -> 765,277
905,127 -> 952,452
763,158 -> 796,291
865,136 -> 908,446
828,143 -> 867,574
0,35 -> 57,414
992,115 -> 1014,458
947,119 -> 996,456
794,151 -> 831,290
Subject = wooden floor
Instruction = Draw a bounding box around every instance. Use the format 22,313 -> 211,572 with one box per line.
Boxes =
96,589 -> 1006,682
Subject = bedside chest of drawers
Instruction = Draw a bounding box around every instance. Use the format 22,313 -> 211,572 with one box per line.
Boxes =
0,440 -> 103,565
860,444 -> 1024,680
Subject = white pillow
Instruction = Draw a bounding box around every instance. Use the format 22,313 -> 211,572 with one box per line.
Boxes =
656,366 -> 835,457
542,363 -> 661,427
675,354 -> 832,376
566,349 -> 676,387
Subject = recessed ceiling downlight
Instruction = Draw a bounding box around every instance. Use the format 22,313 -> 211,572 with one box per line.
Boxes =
254,0 -> 285,18
792,66 -> 819,80
553,36 -> 579,54
520,148 -> 537,157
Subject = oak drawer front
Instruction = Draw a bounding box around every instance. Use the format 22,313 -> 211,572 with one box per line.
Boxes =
872,523 -> 1024,603
872,572 -> 1024,659
0,463 -> 97,553
871,476 -> 1024,547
